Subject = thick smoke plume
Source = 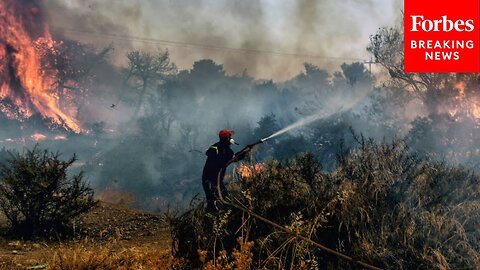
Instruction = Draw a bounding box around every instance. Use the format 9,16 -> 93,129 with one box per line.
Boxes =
43,0 -> 396,81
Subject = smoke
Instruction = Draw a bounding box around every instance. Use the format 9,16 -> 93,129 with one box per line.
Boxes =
42,0 -> 397,81
5,2 -> 479,210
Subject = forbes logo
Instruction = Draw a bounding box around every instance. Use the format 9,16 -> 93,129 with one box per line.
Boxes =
411,15 -> 474,32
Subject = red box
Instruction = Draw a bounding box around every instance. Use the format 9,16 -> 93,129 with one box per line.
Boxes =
404,0 -> 480,72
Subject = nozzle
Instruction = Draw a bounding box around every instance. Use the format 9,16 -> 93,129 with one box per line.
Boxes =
254,139 -> 265,145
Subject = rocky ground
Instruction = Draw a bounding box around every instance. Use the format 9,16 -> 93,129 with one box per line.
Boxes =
0,202 -> 173,269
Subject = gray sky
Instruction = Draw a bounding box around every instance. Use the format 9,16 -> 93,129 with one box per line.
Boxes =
46,0 -> 400,81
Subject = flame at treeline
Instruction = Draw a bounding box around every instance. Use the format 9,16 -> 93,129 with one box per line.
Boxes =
237,163 -> 264,179
0,0 -> 80,132
452,81 -> 480,119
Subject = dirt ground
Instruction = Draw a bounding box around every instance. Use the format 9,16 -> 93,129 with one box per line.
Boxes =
0,202 -> 172,269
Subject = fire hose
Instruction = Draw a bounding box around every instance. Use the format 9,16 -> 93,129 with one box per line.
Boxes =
215,139 -> 383,270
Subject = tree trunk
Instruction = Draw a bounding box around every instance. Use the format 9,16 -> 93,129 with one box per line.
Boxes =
134,79 -> 148,117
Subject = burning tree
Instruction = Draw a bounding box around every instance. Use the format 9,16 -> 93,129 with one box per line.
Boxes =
368,22 -> 480,166
368,23 -> 480,118
0,0 -> 112,133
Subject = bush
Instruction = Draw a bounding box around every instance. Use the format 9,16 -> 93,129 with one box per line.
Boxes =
0,146 -> 97,237
172,140 -> 480,269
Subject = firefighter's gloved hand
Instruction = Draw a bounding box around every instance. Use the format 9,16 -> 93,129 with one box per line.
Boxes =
233,151 -> 247,162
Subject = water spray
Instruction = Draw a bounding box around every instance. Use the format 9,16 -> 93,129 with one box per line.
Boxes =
232,108 -> 330,161
234,108 -> 343,161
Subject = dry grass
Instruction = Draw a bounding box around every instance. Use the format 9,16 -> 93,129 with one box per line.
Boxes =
1,239 -> 185,270
198,237 -> 254,270
46,241 -> 184,270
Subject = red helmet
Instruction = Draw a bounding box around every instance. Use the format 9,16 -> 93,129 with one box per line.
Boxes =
218,129 -> 235,141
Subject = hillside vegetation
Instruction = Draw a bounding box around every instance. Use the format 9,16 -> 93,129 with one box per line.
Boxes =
172,139 -> 480,269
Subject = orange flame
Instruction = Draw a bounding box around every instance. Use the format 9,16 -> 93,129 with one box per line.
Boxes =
0,1 -> 80,132
452,81 -> 480,119
31,133 -> 47,141
455,82 -> 466,95
237,163 -> 264,178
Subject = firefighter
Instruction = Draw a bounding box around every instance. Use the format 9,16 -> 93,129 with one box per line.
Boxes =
202,129 -> 245,213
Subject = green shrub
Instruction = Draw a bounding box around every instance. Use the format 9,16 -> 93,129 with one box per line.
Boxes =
0,146 -> 97,237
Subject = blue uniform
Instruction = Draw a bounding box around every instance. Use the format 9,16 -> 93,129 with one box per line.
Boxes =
202,141 -> 233,213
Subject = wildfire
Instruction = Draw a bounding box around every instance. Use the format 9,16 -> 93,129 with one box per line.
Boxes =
453,81 -> 480,119
31,133 -> 47,141
455,81 -> 466,95
0,1 -> 80,132
237,163 -> 264,178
